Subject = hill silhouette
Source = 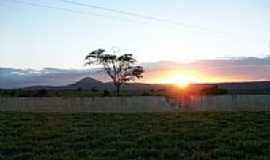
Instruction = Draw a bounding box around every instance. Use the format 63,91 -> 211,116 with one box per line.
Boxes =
67,77 -> 103,90
4,76 -> 270,95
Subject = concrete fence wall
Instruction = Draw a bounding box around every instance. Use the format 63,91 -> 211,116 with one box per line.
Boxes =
0,96 -> 177,113
179,95 -> 270,111
1,95 -> 270,112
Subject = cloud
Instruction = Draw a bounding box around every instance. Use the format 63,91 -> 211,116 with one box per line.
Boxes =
0,56 -> 270,88
0,68 -> 99,89
140,56 -> 270,83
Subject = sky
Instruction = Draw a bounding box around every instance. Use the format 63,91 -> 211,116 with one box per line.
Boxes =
1,0 -> 270,67
0,0 -> 270,83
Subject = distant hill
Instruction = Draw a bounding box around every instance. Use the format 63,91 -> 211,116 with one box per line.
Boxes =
65,77 -> 103,90
22,77 -> 173,93
24,77 -> 102,90
2,74 -> 270,94
217,81 -> 270,94
74,77 -> 161,92
218,81 -> 270,90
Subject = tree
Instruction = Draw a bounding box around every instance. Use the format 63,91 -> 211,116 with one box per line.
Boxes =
85,48 -> 144,96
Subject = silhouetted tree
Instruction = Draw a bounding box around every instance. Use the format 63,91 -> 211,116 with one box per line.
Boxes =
85,48 -> 144,96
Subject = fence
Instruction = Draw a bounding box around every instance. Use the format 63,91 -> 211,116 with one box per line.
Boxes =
1,95 -> 270,112
0,96 -> 176,113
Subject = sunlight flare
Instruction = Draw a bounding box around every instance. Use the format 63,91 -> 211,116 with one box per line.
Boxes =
157,71 -> 198,88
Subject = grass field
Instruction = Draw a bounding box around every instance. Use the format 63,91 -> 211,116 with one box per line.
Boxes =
1,112 -> 270,160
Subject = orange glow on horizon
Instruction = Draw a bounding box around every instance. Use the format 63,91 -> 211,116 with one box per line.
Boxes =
152,70 -> 200,85
143,69 -> 247,85
160,75 -> 192,88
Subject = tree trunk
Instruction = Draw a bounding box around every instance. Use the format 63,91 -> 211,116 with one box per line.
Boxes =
116,84 -> 121,96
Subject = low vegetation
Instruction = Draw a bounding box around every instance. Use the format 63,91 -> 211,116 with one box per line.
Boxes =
0,89 -> 167,97
1,112 -> 270,160
0,87 -> 229,97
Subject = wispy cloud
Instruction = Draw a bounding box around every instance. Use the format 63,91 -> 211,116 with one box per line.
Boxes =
1,56 -> 270,88
141,56 -> 270,83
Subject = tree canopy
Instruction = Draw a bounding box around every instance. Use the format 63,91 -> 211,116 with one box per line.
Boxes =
85,48 -> 144,96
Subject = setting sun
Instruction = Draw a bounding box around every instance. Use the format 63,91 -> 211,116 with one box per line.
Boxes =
176,80 -> 190,88
152,69 -> 201,88
166,76 -> 192,88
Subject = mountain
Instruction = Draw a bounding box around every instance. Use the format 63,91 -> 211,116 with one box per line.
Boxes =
22,77 -> 173,93
69,77 -> 102,87
71,77 -> 176,91
63,77 -> 104,90
3,74 -> 270,95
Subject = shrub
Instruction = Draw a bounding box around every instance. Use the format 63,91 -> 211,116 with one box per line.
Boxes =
102,90 -> 110,96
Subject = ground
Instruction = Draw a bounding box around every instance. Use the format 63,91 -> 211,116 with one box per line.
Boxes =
0,112 -> 270,160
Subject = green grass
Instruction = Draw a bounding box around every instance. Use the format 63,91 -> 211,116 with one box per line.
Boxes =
1,112 -> 270,160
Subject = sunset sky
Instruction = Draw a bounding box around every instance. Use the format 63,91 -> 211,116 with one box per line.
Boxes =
1,0 -> 270,84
